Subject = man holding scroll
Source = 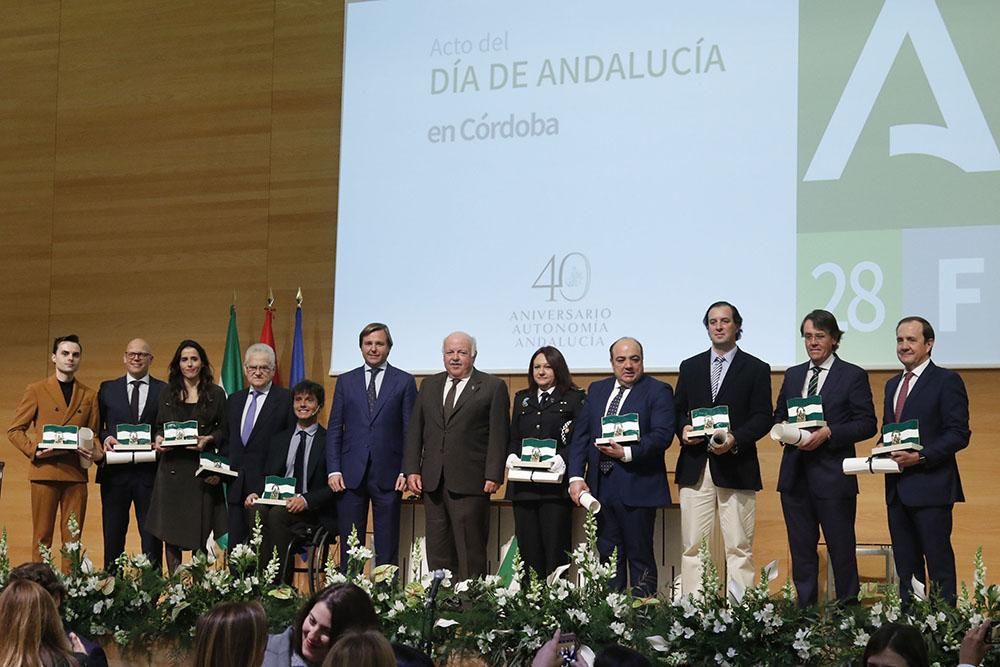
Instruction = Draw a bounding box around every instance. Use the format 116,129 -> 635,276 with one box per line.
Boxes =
675,302 -> 772,596
568,337 -> 674,596
774,309 -> 876,607
7,335 -> 101,564
884,316 -> 970,606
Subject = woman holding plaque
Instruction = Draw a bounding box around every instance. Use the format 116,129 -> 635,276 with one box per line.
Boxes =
147,339 -> 227,573
505,346 -> 585,577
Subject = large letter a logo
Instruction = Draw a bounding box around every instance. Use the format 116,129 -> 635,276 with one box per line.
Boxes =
804,0 -> 1000,182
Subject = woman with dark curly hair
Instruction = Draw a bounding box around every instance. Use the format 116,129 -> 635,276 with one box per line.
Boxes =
146,339 -> 228,573
263,583 -> 379,667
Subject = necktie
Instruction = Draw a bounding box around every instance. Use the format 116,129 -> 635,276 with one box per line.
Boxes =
807,366 -> 822,397
294,431 -> 308,494
710,356 -> 725,401
601,385 -> 627,474
444,378 -> 461,420
241,391 -> 260,446
894,372 -> 913,422
540,391 -> 551,407
129,380 -> 141,422
367,367 -> 382,415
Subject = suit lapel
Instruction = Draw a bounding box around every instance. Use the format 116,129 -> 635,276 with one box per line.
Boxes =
821,357 -> 844,399
369,366 -> 392,423
715,349 -> 743,404
448,371 -> 480,422
45,375 -> 81,425
306,427 -> 326,480
901,361 -> 935,415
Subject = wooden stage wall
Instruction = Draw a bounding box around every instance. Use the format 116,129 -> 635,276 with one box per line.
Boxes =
0,1 -> 997,592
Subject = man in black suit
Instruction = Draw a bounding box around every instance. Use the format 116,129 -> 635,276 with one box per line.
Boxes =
403,331 -> 510,581
568,337 -> 675,596
674,302 -> 772,596
97,338 -> 165,571
224,343 -> 295,548
884,316 -> 970,606
245,380 -> 335,583
774,310 -> 876,607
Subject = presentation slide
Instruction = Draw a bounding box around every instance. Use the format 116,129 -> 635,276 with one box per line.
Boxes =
332,0 -> 1000,374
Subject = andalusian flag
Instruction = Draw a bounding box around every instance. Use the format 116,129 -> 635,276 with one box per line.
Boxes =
600,412 -> 640,440
255,476 -> 296,506
163,420 -> 198,445
496,535 -> 519,587
882,419 -> 920,448
41,425 -> 79,450
115,424 -> 152,451
221,303 -> 244,396
519,438 -> 557,464
691,406 -> 730,432
787,396 -> 824,423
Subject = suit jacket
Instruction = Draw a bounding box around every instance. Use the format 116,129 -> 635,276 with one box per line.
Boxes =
96,375 -> 165,485
674,348 -> 772,491
883,361 -> 970,507
326,363 -> 418,491
7,375 -> 99,482
774,356 -> 876,498
403,369 -> 510,496
506,386 -> 586,501
259,425 -> 336,531
223,385 -> 295,504
568,374 -> 675,507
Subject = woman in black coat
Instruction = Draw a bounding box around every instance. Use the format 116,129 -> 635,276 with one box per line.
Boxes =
506,345 -> 585,577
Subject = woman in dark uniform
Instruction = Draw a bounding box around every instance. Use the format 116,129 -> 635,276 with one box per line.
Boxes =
147,339 -> 227,573
506,346 -> 585,577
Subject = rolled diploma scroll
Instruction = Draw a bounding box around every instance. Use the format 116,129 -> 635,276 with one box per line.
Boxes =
105,450 -> 158,465
579,491 -> 601,514
770,423 -> 812,447
842,457 -> 901,475
78,428 -> 95,470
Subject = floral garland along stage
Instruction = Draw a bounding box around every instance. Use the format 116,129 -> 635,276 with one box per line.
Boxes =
0,514 -> 998,666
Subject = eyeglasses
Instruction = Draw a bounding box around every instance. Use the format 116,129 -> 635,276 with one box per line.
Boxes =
245,365 -> 273,374
125,352 -> 151,360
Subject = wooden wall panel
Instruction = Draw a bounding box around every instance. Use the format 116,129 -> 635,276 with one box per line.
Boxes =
0,1 -> 997,598
0,1 -> 61,564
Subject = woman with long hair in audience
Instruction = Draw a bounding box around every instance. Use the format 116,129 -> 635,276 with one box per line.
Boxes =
506,345 -> 585,577
146,339 -> 228,573
861,623 -> 930,667
193,601 -> 268,667
263,582 -> 379,667
0,579 -> 80,667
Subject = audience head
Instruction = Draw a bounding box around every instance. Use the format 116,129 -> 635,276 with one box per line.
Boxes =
0,579 -> 74,667
193,601 -> 267,667
8,562 -> 67,608
293,583 -> 379,666
594,643 -> 652,667
322,629 -> 395,667
392,642 -> 435,667
862,623 -> 929,667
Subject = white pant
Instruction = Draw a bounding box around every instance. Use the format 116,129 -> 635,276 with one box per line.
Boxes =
679,462 -> 756,596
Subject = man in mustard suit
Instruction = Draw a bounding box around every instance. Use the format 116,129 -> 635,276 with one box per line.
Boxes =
7,335 -> 101,564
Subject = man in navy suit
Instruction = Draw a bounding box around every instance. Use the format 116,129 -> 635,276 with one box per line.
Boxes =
884,316 -> 970,606
224,343 -> 295,547
675,302 -> 772,596
569,337 -> 675,596
327,322 -> 417,567
245,380 -> 335,583
774,310 -> 876,607
97,338 -> 165,571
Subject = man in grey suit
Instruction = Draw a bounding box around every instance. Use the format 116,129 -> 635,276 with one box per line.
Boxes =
404,331 -> 510,580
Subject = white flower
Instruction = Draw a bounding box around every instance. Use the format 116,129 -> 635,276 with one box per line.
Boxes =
854,630 -> 870,647
567,608 -> 589,625
610,622 -> 626,636
793,627 -> 812,659
726,647 -> 736,658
